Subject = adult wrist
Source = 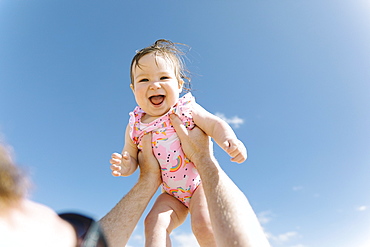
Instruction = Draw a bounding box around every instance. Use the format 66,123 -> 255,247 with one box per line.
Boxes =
193,154 -> 220,175
138,172 -> 161,188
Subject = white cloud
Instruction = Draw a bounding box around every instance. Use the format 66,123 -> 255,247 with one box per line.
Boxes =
172,232 -> 200,247
258,211 -> 273,225
215,112 -> 244,128
257,211 -> 304,246
126,227 -> 144,247
277,231 -> 298,242
356,205 -> 368,211
267,231 -> 301,245
126,233 -> 144,247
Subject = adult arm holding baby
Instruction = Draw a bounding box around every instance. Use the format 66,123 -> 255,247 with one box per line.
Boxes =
100,133 -> 161,247
170,114 -> 270,247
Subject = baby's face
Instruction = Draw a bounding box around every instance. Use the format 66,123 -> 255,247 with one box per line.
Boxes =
131,53 -> 183,120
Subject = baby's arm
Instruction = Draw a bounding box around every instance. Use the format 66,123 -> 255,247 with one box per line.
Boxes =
192,103 -> 247,163
110,124 -> 139,177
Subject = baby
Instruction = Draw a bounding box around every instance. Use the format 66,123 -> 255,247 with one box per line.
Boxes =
110,39 -> 247,246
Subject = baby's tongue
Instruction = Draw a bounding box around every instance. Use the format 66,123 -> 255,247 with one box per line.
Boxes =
150,95 -> 165,105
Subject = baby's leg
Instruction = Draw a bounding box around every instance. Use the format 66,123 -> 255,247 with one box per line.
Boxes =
189,184 -> 217,246
145,192 -> 188,247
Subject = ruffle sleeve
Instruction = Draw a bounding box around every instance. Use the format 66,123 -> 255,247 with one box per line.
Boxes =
172,92 -> 195,130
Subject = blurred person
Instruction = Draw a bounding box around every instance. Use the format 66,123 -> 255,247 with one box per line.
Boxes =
0,143 -> 77,247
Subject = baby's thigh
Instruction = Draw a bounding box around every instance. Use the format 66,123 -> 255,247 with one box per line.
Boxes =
146,193 -> 188,232
189,184 -> 212,225
189,184 -> 216,245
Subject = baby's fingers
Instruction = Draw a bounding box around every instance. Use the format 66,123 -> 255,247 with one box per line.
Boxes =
112,170 -> 122,177
232,146 -> 247,164
110,152 -> 122,165
228,147 -> 241,158
223,140 -> 239,155
110,164 -> 122,177
231,152 -> 247,164
225,140 -> 247,163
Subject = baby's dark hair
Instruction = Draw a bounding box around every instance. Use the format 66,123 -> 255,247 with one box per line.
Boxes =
130,39 -> 191,91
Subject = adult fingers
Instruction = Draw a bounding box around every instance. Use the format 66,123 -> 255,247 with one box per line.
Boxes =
138,132 -> 155,165
169,114 -> 189,140
141,132 -> 152,152
138,132 -> 161,177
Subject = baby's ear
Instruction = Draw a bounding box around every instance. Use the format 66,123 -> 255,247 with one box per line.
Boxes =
130,83 -> 134,92
178,79 -> 184,92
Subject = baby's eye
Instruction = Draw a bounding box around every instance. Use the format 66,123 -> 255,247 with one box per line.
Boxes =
160,76 -> 170,80
138,78 -> 149,82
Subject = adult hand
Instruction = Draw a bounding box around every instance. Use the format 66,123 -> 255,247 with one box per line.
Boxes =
169,114 -> 213,165
137,132 -> 161,183
100,133 -> 161,247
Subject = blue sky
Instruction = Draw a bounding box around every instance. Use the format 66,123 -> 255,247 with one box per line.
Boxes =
1,1 -> 369,246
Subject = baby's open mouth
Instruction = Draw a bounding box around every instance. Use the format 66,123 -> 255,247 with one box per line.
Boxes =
149,95 -> 165,105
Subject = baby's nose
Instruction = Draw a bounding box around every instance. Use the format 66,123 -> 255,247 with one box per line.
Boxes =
150,81 -> 161,89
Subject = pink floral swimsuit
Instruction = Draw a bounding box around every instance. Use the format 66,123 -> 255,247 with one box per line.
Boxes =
129,93 -> 201,207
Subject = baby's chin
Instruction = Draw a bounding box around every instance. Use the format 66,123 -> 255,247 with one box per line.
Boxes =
142,108 -> 172,122
153,108 -> 172,117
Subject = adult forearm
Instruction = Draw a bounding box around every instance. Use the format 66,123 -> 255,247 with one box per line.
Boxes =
99,175 -> 160,247
196,156 -> 270,247
169,114 -> 269,246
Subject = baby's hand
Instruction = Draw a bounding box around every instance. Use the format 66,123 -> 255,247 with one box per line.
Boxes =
222,139 -> 247,164
109,151 -> 132,177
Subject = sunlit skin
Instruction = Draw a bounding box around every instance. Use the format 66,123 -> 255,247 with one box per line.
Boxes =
102,121 -> 269,247
130,53 -> 184,123
109,44 -> 247,246
110,51 -> 247,178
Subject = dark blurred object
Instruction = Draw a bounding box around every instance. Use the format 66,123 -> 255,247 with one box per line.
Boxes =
59,213 -> 108,247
